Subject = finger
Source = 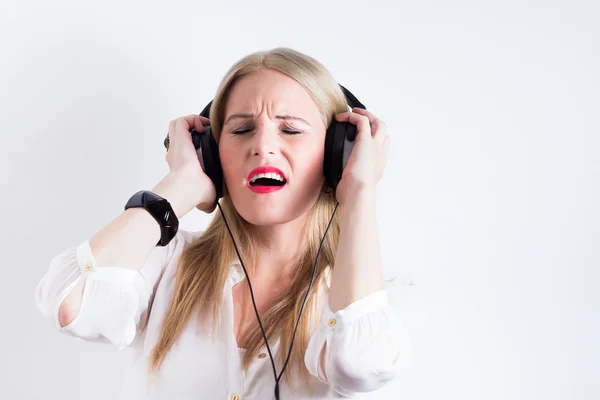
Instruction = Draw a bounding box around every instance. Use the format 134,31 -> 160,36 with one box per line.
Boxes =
177,114 -> 209,135
350,107 -> 377,122
353,107 -> 387,141
192,114 -> 211,131
370,120 -> 387,143
335,111 -> 372,141
171,115 -> 207,150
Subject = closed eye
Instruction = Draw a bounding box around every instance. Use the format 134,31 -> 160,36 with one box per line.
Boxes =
232,128 -> 303,135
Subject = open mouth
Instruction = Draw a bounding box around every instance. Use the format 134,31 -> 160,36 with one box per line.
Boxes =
249,177 -> 287,187
247,167 -> 288,193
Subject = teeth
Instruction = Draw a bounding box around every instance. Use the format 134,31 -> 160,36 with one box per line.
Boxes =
250,172 -> 286,183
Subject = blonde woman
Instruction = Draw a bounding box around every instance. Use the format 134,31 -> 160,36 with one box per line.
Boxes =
35,47 -> 412,399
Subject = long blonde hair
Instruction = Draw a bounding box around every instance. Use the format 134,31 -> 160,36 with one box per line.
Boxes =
147,47 -> 350,388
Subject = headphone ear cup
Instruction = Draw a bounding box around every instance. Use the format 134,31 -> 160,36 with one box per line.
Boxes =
192,125 -> 224,199
323,122 -> 337,189
324,120 -> 358,190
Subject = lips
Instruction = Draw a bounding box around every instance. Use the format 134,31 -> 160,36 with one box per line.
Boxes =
247,166 -> 287,182
246,166 -> 287,194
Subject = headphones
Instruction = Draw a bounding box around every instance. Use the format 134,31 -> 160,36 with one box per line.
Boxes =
164,84 -> 366,199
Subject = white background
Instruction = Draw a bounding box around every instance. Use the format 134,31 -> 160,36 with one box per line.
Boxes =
1,0 -> 598,399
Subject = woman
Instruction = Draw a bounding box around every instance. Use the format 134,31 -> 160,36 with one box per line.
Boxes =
35,47 -> 412,399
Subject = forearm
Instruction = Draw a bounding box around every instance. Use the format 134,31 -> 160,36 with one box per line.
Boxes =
328,189 -> 384,312
58,171 -> 196,327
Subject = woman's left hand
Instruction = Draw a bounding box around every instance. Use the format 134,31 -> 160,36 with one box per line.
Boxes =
333,107 -> 391,205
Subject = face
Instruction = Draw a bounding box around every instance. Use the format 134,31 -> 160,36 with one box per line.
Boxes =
219,69 -> 327,226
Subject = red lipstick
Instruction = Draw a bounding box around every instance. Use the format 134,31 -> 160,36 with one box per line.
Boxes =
246,166 -> 287,194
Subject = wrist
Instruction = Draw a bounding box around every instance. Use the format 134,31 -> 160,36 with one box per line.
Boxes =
344,187 -> 376,208
152,173 -> 195,219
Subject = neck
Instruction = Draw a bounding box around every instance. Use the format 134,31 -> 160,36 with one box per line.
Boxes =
246,215 -> 308,281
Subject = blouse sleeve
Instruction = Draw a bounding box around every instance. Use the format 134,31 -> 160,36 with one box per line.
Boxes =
34,231 -> 186,350
304,289 -> 413,396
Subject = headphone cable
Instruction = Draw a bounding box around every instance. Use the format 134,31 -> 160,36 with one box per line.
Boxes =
217,200 -> 340,400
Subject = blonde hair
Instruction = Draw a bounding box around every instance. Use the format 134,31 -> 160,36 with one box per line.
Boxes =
147,47 -> 349,389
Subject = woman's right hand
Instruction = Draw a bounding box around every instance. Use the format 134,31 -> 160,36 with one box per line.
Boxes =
164,115 -> 217,214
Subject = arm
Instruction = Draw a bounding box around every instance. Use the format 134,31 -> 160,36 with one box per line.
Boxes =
305,107 -> 411,393
305,190 -> 412,394
57,171 -> 197,326
35,171 -> 206,348
329,190 -> 383,312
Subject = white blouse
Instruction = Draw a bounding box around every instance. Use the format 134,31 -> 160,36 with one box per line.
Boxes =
35,229 -> 412,399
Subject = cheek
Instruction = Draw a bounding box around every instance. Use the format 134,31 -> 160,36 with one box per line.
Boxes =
294,144 -> 325,182
218,140 -> 241,182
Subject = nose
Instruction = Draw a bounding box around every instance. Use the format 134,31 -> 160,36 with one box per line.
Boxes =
250,121 -> 279,158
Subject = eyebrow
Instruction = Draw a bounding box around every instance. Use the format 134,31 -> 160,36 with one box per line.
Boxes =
224,113 -> 311,126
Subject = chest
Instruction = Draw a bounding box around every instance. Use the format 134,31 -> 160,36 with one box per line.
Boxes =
231,278 -> 290,349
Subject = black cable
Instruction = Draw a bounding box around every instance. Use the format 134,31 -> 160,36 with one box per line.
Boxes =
216,200 -> 340,400
277,202 -> 339,381
216,202 -> 278,392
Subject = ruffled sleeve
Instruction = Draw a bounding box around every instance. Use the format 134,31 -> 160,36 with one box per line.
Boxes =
305,289 -> 413,396
34,232 -> 184,350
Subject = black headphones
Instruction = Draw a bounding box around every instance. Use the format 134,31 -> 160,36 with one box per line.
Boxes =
164,84 -> 366,199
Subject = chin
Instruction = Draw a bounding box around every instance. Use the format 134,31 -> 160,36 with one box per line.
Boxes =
231,196 -> 315,227
237,205 -> 300,226
227,183 -> 322,225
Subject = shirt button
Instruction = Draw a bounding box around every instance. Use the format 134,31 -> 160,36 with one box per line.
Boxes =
84,264 -> 93,272
231,395 -> 239,400
258,353 -> 267,359
328,318 -> 337,327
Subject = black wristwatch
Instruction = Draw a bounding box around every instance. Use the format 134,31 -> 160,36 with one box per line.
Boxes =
124,190 -> 179,247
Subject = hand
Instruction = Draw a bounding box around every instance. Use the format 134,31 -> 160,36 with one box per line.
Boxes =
165,115 -> 217,214
333,107 -> 391,205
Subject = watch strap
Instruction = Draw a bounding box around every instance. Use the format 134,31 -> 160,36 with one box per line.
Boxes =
124,190 -> 179,247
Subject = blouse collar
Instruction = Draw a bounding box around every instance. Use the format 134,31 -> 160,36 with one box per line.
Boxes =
229,256 -> 245,285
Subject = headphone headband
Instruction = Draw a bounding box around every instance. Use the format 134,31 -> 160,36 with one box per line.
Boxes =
339,84 -> 366,110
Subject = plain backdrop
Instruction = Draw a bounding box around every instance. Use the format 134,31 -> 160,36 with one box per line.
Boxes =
1,0 -> 598,399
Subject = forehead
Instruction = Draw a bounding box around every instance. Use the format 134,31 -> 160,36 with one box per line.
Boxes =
225,69 -> 321,120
